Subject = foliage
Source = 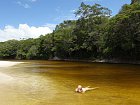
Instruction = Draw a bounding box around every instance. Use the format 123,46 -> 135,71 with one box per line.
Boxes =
103,3 -> 140,59
0,40 -> 19,59
0,2 -> 140,61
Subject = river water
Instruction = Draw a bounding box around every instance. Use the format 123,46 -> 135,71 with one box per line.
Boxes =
0,60 -> 140,105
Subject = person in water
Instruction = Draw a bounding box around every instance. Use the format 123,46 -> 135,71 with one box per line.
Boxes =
75,85 -> 98,93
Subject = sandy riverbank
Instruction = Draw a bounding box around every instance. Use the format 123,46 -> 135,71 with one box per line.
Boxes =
0,61 -> 24,83
0,61 -> 24,67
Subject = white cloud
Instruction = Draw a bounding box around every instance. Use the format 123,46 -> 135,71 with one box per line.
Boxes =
44,23 -> 57,30
54,14 -> 77,23
24,4 -> 30,8
16,0 -> 37,8
0,24 -> 52,42
17,1 -> 30,8
70,9 -> 76,13
29,0 -> 37,2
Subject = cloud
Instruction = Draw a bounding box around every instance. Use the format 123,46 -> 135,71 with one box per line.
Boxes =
29,0 -> 37,2
54,13 -> 77,23
0,24 -> 52,42
44,23 -> 57,30
70,9 -> 76,13
16,0 -> 37,8
17,1 -> 30,8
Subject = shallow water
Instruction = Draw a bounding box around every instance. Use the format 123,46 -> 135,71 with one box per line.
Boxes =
0,60 -> 140,105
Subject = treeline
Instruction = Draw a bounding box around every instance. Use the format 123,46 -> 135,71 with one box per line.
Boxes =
0,2 -> 140,60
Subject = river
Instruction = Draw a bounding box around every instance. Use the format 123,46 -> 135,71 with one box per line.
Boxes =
0,60 -> 140,105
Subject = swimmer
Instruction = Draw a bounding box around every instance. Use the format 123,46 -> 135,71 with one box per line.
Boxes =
75,85 -> 99,93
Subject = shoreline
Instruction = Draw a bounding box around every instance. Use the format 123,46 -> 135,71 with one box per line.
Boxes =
0,61 -> 24,68
49,58 -> 140,65
0,61 -> 24,83
0,59 -> 140,65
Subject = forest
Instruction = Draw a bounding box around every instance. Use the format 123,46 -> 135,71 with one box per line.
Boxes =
0,1 -> 140,61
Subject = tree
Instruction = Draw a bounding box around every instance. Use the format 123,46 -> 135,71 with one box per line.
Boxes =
0,40 -> 19,59
26,45 -> 39,59
131,0 -> 140,4
72,2 -> 111,59
16,38 -> 37,59
37,34 -> 53,59
103,3 -> 140,60
52,20 -> 76,59
0,2 -> 139,61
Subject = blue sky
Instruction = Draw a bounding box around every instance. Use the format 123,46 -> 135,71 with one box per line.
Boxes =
0,0 -> 131,41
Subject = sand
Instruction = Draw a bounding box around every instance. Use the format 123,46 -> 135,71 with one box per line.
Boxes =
0,61 -> 24,67
0,61 -> 24,83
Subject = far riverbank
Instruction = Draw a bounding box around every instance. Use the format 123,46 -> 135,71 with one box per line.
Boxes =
49,58 -> 140,65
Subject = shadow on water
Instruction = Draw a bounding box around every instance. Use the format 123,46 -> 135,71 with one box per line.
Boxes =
0,60 -> 140,105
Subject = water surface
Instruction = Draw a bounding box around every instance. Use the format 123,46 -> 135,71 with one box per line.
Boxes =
0,60 -> 140,105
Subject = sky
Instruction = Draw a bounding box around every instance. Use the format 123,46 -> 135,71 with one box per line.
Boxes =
0,0 -> 131,42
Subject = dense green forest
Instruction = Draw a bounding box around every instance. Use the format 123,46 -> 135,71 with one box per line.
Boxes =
0,2 -> 140,61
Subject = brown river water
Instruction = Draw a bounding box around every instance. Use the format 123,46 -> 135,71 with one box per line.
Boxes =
0,60 -> 140,105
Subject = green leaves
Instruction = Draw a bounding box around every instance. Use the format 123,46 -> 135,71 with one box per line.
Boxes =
0,2 -> 139,60
103,3 -> 140,59
75,2 -> 111,19
131,0 -> 140,4
0,40 -> 19,59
